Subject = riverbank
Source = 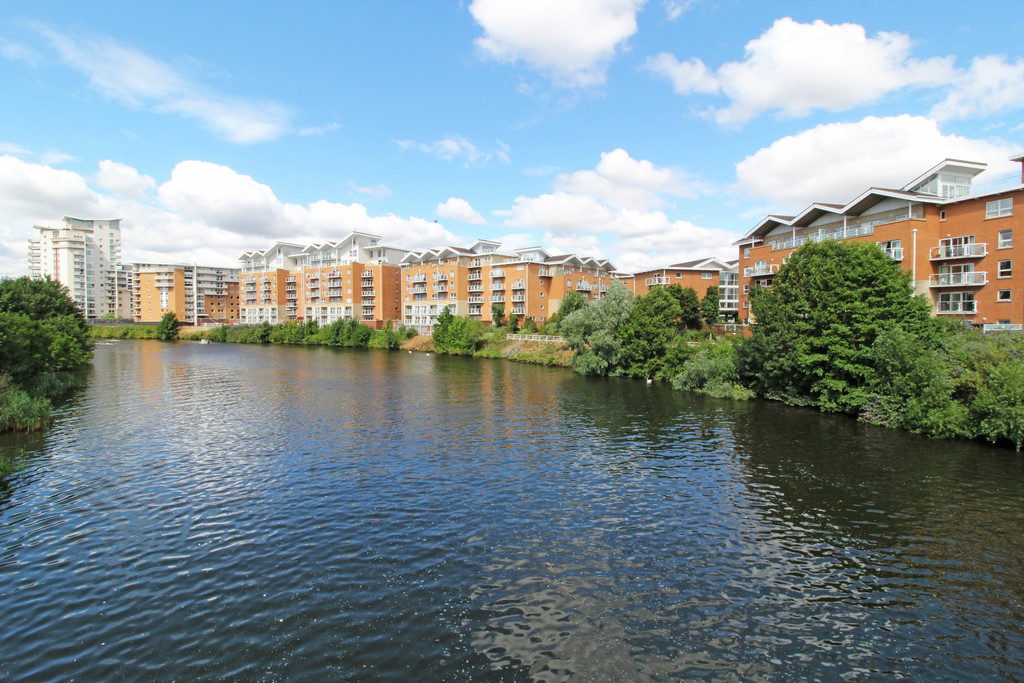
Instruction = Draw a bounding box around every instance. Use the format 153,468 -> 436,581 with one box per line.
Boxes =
402,334 -> 574,367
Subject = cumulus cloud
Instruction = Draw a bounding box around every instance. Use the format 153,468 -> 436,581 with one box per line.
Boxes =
395,136 -> 511,166
469,0 -> 645,87
0,156 -> 463,277
437,197 -> 487,224
554,148 -> 705,210
95,160 -> 155,200
500,150 -> 733,272
931,55 -> 1024,121
735,115 -> 1019,208
31,24 -> 293,143
647,18 -> 955,126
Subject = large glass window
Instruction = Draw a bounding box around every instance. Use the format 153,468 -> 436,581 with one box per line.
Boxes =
987,198 -> 1013,219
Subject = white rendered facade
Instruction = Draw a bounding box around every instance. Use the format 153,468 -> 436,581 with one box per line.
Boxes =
28,217 -> 122,319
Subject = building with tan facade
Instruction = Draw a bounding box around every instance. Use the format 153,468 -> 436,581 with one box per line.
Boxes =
131,263 -> 240,324
28,217 -> 122,319
238,232 -> 405,328
619,257 -> 740,321
401,240 -> 618,333
735,155 -> 1024,330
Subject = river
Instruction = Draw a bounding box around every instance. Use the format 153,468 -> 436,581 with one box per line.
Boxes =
1,340 -> 1022,681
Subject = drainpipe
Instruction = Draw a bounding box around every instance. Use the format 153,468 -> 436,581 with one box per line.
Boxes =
912,228 -> 918,293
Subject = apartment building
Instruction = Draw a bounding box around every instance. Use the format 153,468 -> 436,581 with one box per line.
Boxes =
619,257 -> 740,321
735,155 -> 1024,329
238,233 -> 405,328
28,216 -> 122,319
131,264 -> 240,324
401,240 -> 618,333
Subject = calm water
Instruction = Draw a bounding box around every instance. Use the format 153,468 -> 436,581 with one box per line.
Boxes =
1,341 -> 1023,682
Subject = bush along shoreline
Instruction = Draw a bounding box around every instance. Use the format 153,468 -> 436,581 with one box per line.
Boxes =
0,277 -> 93,434
92,242 -> 1024,451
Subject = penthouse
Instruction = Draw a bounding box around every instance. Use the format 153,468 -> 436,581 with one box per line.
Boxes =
736,155 -> 1024,330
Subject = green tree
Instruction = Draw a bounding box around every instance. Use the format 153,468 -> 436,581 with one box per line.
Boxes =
490,303 -> 505,327
557,291 -> 587,321
665,284 -> 702,330
156,312 -> 181,340
700,286 -> 721,327
508,314 -> 520,333
616,286 -> 682,378
739,240 -> 933,413
561,281 -> 635,376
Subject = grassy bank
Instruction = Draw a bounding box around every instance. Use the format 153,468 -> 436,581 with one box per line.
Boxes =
402,334 -> 574,367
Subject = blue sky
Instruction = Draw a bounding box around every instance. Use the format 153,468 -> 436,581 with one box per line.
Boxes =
2,0 -> 1022,276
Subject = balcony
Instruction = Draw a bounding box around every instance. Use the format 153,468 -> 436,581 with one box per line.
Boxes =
468,306 -> 482,315
361,270 -> 373,278
490,269 -> 505,278
930,243 -> 987,260
538,268 -> 552,277
412,273 -> 427,283
467,272 -> 482,281
468,284 -> 484,292
411,285 -> 427,294
937,301 -> 977,314
644,276 -> 669,287
511,294 -> 525,302
576,281 -> 595,291
490,282 -> 505,291
511,280 -> 526,290
433,272 -> 447,281
434,284 -> 448,293
929,272 -> 987,287
468,295 -> 484,303
743,264 -> 780,278
490,294 -> 506,303
770,222 -> 881,251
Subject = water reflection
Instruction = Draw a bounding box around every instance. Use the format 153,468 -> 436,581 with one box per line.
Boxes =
0,342 -> 1022,681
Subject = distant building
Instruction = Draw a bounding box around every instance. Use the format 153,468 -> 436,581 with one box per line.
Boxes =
130,264 -> 240,325
401,240 -> 618,333
238,232 -> 406,328
736,155 -> 1024,330
28,217 -> 122,319
618,257 -> 740,321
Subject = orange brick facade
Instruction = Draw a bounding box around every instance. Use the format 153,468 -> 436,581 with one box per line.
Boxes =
737,157 -> 1024,330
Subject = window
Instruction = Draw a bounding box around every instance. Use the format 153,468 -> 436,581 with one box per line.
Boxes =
939,210 -> 946,221
743,301 -> 749,309
998,290 -> 1012,302
676,272 -> 682,278
702,272 -> 713,279
999,260 -> 1012,278
743,284 -> 750,294
999,230 -> 1013,249
743,247 -> 751,259
987,198 -> 1013,219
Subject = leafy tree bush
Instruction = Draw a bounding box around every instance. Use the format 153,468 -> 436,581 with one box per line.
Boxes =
672,339 -> 753,400
156,312 -> 181,340
561,281 -> 635,375
433,308 -> 483,355
615,286 -> 682,378
557,291 -> 587,321
490,303 -> 505,328
700,286 -> 721,327
508,314 -> 520,333
666,284 -> 703,330
739,240 -> 933,413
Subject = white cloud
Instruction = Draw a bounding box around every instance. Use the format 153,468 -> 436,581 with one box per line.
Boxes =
469,0 -> 645,87
95,160 -> 155,200
0,40 -> 39,65
735,115 -> 1019,208
555,148 -> 705,210
931,55 -> 1024,121
0,156 -> 464,277
349,183 -> 392,200
648,18 -> 955,126
298,122 -> 341,136
501,151 -> 733,272
33,24 -> 293,143
394,135 -> 510,166
437,197 -> 487,224
662,0 -> 697,22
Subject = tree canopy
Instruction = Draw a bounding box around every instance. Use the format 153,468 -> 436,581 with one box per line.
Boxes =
738,240 -> 933,413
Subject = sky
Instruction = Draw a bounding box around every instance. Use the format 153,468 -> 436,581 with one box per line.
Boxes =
2,0 -> 1023,276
